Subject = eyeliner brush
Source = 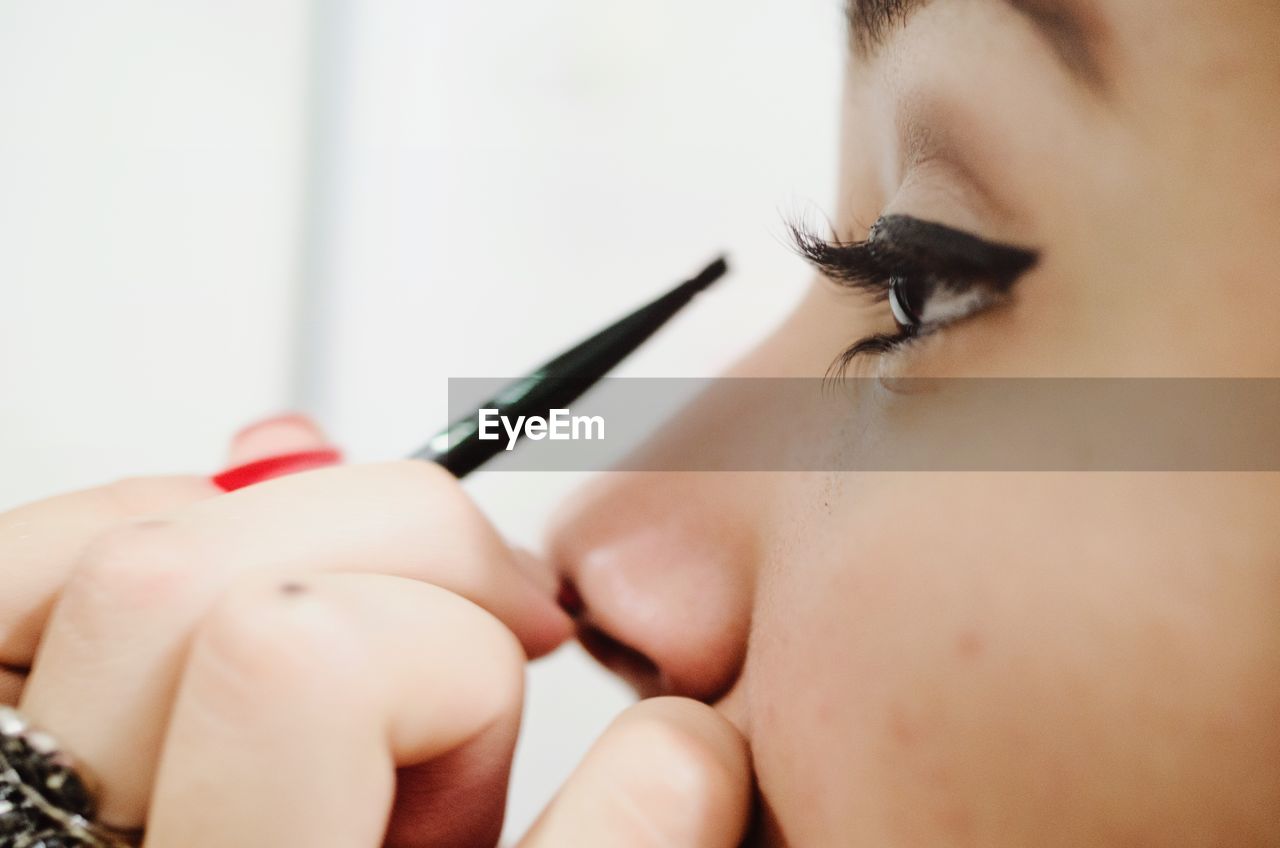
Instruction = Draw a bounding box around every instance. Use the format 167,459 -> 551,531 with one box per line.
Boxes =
413,256 -> 728,478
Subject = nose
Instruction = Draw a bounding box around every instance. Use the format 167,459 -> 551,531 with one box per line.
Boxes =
546,284 -> 844,701
547,466 -> 761,702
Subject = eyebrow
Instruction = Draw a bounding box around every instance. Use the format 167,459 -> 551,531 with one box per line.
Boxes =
847,0 -> 1107,90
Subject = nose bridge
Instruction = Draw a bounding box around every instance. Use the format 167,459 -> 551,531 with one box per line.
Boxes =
548,465 -> 765,701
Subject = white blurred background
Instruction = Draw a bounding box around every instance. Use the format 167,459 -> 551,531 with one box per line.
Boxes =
0,1 -> 842,837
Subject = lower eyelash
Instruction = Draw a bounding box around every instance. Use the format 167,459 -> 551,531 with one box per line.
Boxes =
788,215 -> 1039,375
786,221 -> 922,372
826,282 -> 999,378
827,326 -> 921,381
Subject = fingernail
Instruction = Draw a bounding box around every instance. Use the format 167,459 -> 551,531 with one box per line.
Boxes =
231,412 -> 318,442
211,449 -> 343,492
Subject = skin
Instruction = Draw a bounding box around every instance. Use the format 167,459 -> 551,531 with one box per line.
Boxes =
550,0 -> 1280,844
0,419 -> 751,847
1,0 -> 1278,845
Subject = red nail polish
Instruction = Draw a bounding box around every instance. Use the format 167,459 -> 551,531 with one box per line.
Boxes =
211,449 -> 343,492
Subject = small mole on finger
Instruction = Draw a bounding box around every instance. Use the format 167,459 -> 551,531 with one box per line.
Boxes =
279,581 -> 307,596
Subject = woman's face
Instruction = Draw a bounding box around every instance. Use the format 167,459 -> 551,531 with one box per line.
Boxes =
549,1 -> 1280,844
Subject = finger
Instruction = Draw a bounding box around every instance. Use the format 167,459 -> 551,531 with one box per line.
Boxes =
518,697 -> 752,848
146,573 -> 524,848
21,460 -> 570,827
0,414 -> 334,664
0,666 -> 23,705
224,413 -> 333,466
0,475 -> 216,667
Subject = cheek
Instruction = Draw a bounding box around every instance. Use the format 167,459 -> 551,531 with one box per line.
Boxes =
743,473 -> 1280,846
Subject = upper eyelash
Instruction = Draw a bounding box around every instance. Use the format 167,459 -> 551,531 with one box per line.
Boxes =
789,215 -> 1038,294
787,215 -> 1039,376
787,221 -> 899,299
785,221 -> 938,376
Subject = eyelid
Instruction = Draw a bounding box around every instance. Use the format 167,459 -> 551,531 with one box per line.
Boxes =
790,214 -> 1037,295
789,214 -> 1038,373
892,90 -> 1029,233
868,215 -> 1038,287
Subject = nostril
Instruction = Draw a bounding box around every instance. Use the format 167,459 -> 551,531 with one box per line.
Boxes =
549,503 -> 753,703
556,575 -> 671,697
557,579 -> 585,618
576,624 -> 667,698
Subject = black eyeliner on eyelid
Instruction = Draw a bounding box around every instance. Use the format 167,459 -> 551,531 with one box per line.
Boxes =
789,214 -> 1038,294
788,214 -> 1039,374
868,215 -> 1038,289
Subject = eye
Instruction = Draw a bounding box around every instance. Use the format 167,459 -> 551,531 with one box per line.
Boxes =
788,214 -> 1040,371
888,276 -> 930,331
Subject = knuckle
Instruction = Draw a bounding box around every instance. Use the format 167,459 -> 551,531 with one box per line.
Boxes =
388,460 -> 484,526
194,580 -> 363,705
393,457 -> 457,488
468,614 -> 526,720
379,458 -> 457,498
364,463 -> 511,572
100,475 -> 206,518
424,586 -> 526,720
69,519 -> 199,612
101,476 -> 166,516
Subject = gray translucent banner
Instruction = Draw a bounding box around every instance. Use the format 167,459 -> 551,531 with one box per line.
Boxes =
446,378 -> 1280,472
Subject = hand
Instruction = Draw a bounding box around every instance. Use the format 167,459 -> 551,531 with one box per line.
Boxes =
0,416 -> 752,847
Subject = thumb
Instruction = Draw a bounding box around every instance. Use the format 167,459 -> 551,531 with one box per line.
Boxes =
518,697 -> 753,848
225,413 -> 334,466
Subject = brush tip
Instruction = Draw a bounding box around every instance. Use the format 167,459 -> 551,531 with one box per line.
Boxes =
686,255 -> 729,294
